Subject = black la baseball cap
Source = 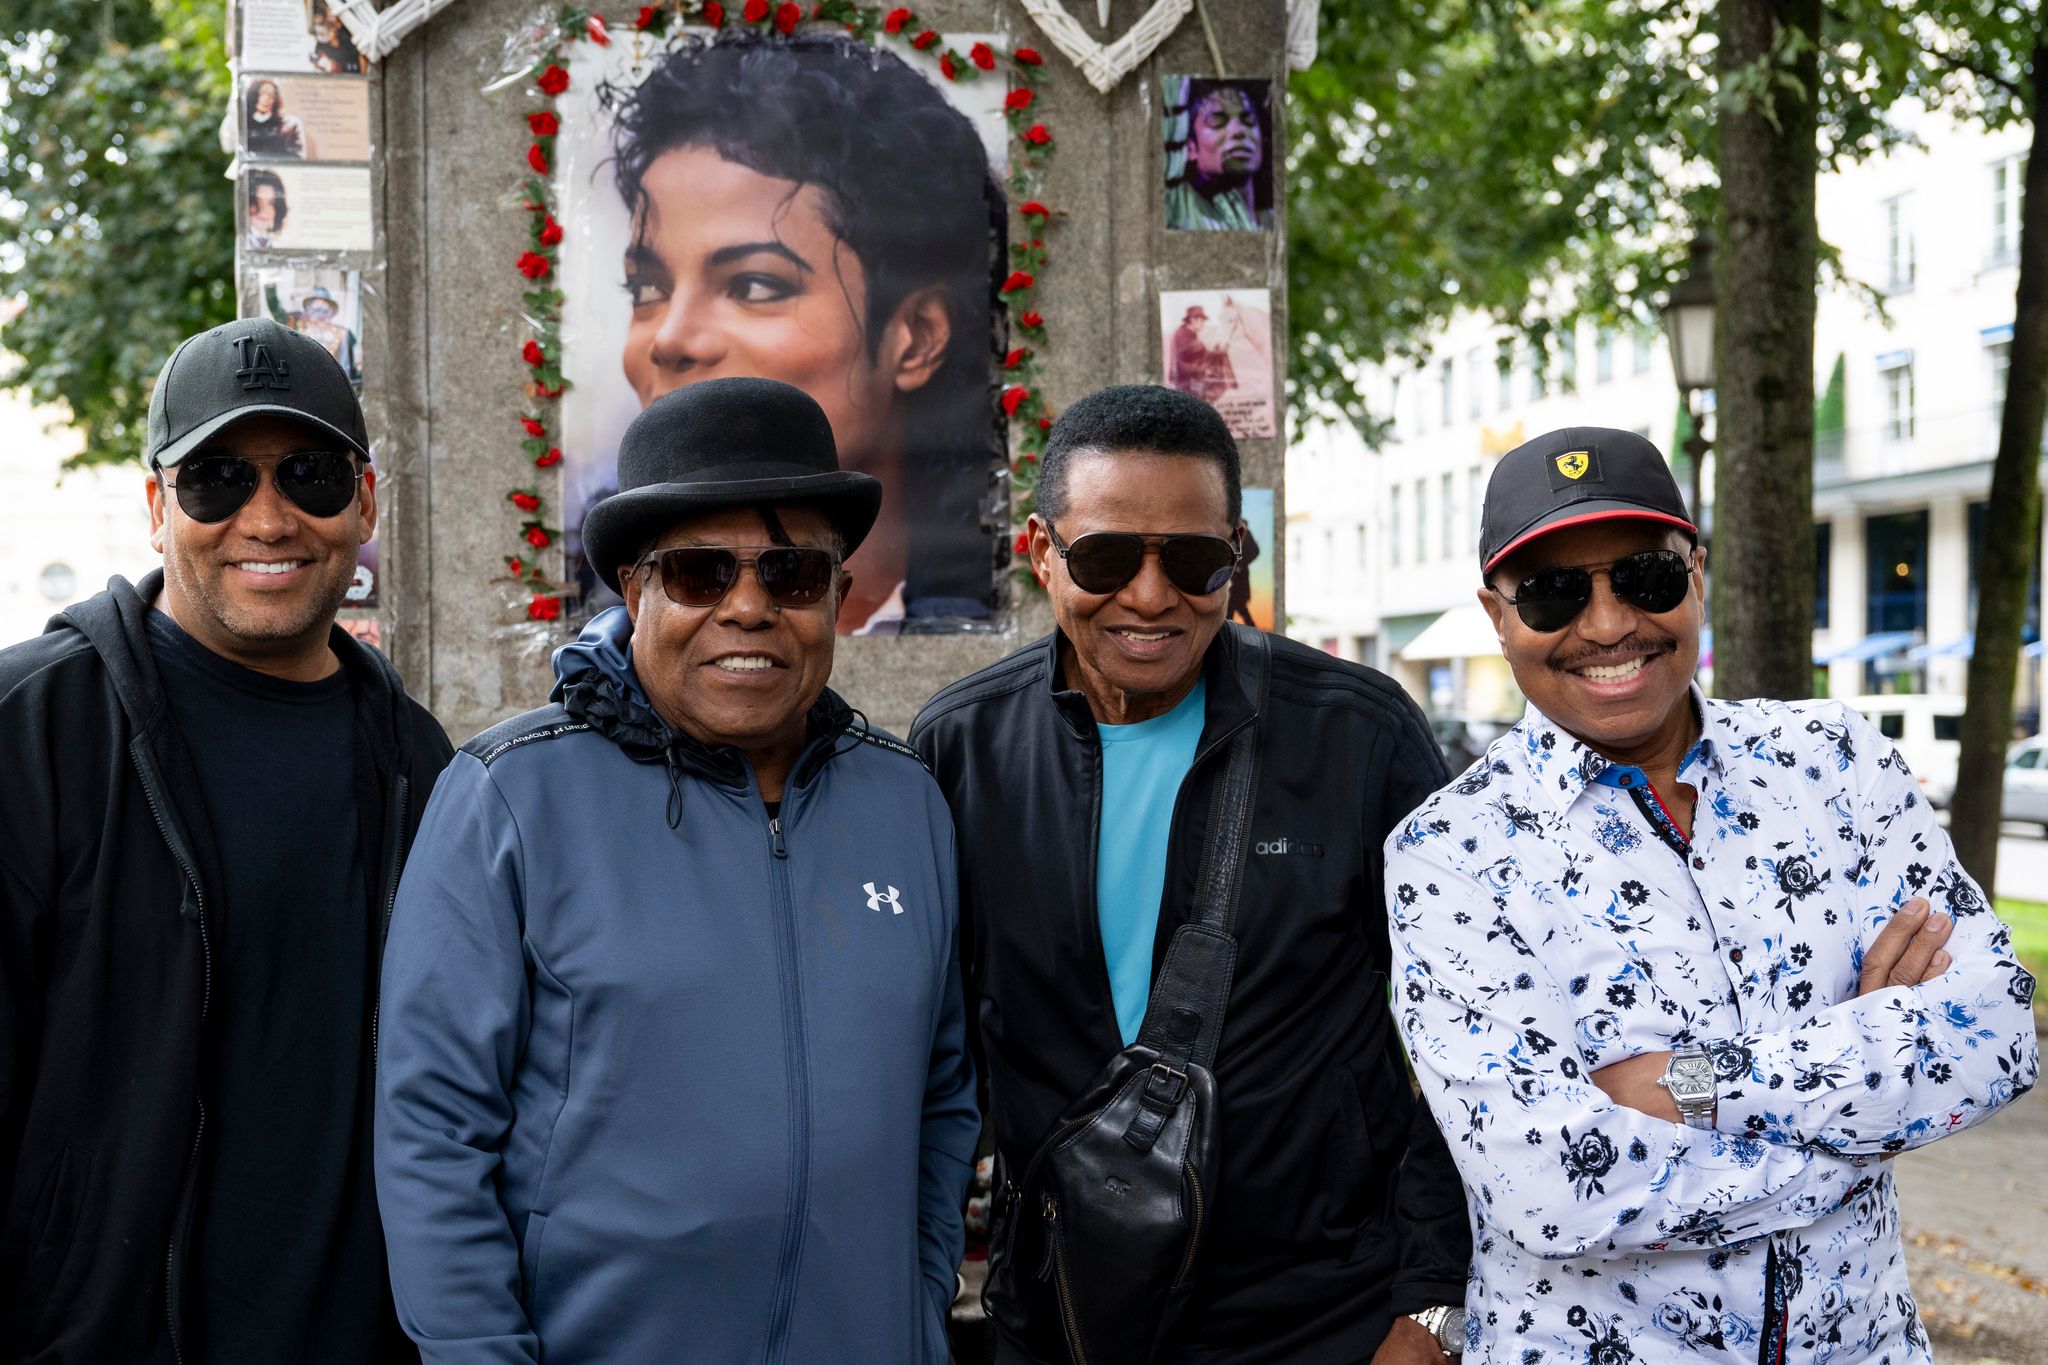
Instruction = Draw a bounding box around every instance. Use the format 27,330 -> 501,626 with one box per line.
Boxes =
145,317 -> 369,467
1478,426 -> 1696,574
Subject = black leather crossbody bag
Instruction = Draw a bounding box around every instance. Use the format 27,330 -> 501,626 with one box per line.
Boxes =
984,627 -> 1268,1365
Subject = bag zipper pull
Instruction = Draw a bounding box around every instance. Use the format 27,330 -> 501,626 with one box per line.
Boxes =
1034,1195 -> 1058,1280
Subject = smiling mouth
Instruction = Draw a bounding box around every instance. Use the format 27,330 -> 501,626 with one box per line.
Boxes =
232,560 -> 308,576
711,655 -> 779,673
1110,628 -> 1177,643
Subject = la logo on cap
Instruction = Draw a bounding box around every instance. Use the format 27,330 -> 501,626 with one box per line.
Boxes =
1554,450 -> 1591,480
233,334 -> 291,392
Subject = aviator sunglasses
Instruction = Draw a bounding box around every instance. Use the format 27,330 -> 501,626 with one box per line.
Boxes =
1044,523 -> 1242,597
635,545 -> 839,609
159,450 -> 363,524
1490,547 -> 1694,632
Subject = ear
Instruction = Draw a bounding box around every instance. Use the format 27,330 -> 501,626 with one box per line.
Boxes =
1026,513 -> 1058,590
878,284 -> 953,395
147,471 -> 170,554
622,565 -> 645,620
356,465 -> 379,546
1478,582 -> 1509,645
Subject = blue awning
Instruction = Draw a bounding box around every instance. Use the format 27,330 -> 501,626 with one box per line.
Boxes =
1822,630 -> 1922,663
1909,634 -> 1973,662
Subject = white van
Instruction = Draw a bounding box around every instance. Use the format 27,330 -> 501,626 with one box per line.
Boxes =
1848,694 -> 1964,807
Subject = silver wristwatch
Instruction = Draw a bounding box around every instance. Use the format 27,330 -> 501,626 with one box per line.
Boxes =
1407,1304 -> 1466,1356
1658,1044 -> 1718,1129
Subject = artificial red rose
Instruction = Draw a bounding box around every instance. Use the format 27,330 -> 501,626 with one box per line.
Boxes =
587,14 -> 610,44
1018,199 -> 1049,219
516,251 -> 550,280
1014,47 -> 1043,64
528,594 -> 563,622
1019,309 -> 1044,328
939,52 -> 958,80
522,340 -> 546,365
1022,123 -> 1051,146
1001,385 -> 1029,416
775,2 -> 799,31
527,143 -> 549,174
883,7 -> 911,32
704,0 -> 726,24
536,447 -> 564,468
912,29 -> 938,49
527,110 -> 560,136
1037,416 -> 1052,431
511,491 -> 542,512
539,215 -> 564,246
526,526 -> 553,549
507,556 -> 525,576
520,416 -> 546,437
743,0 -> 768,20
1003,87 -> 1034,113
636,5 -> 658,28
970,41 -> 995,70
999,270 -> 1034,293
1013,532 -> 1029,555
1024,451 -> 1039,461
1003,347 -> 1029,369
536,64 -> 569,95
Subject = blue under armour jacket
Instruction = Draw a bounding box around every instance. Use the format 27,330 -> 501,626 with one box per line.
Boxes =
374,608 -> 978,1364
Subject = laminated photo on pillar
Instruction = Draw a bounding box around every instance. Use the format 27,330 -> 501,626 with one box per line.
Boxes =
1162,76 -> 1275,232
550,28 -> 1010,635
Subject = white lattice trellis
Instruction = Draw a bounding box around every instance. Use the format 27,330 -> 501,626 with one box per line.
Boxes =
326,0 -> 465,61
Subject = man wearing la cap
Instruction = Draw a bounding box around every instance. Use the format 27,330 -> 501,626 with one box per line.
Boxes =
0,317 -> 451,1362
1386,427 -> 2037,1361
375,376 -> 977,1363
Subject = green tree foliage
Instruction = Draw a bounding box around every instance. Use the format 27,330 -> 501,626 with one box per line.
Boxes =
1,0 -> 233,467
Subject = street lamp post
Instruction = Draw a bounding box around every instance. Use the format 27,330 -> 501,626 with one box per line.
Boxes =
1661,235 -> 1717,536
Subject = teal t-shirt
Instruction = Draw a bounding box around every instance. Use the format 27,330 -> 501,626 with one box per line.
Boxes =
1095,678 -> 1206,1045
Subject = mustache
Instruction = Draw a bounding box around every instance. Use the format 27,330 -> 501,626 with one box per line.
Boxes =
1547,632 -> 1680,672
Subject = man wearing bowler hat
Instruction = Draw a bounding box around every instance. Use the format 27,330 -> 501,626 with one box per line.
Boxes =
0,317 -> 451,1362
375,376 -> 978,1364
1386,427 -> 2037,1361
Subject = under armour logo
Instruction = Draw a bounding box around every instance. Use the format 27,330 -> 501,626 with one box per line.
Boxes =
864,882 -> 904,915
232,335 -> 291,390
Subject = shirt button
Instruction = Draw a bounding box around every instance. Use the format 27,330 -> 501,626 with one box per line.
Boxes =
1692,856 -> 1706,870
1729,948 -> 1744,963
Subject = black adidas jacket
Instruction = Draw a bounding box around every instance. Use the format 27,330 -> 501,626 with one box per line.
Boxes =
909,625 -> 1471,1364
0,572 -> 452,1363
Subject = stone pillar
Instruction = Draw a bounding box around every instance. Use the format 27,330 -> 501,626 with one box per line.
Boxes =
368,0 -> 1292,742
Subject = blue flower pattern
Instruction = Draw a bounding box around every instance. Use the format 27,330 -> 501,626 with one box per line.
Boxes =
1385,690 -> 2038,1363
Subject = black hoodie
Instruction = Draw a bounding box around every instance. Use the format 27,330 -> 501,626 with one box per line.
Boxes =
0,572 -> 452,1364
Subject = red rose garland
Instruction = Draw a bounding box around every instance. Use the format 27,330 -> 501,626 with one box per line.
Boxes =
504,4 -> 1063,619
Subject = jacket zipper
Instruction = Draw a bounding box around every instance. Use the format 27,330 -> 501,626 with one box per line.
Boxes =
132,748 -> 211,1365
1040,1196 -> 1090,1365
369,774 -> 412,1074
762,811 -> 811,1365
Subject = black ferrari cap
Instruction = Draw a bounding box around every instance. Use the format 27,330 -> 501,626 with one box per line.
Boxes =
1478,426 -> 1696,573
145,317 -> 368,467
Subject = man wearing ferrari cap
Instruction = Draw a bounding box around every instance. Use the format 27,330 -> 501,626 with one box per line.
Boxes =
375,376 -> 977,1364
1386,426 -> 2037,1362
0,317 -> 451,1362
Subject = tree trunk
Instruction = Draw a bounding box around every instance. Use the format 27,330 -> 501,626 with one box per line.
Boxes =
1947,42 -> 2048,893
1711,0 -> 1821,700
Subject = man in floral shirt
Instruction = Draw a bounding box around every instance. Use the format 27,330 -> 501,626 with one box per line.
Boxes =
1386,427 -> 2038,1364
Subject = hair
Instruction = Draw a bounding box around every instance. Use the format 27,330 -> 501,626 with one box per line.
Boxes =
245,79 -> 283,122
1037,384 -> 1242,526
247,169 -> 288,230
602,32 -> 1006,612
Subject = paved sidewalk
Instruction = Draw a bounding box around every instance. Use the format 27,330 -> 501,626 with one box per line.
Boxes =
1897,1089 -> 2048,1363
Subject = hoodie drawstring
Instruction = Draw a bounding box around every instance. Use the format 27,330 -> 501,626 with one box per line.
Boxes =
663,748 -> 685,830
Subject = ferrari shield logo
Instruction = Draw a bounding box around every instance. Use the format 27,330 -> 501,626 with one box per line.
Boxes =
1555,450 -> 1591,480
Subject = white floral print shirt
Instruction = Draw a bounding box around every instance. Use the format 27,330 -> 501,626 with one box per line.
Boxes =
1385,690 -> 2038,1364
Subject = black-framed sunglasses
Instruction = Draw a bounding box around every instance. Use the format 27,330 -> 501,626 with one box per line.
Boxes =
634,545 -> 840,609
1490,547 -> 1694,632
1044,522 -> 1242,597
159,450 -> 363,525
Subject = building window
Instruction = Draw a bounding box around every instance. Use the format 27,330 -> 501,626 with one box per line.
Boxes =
1414,479 -> 1428,563
1441,472 -> 1455,564
1989,337 -> 2013,425
1389,489 -> 1401,568
1466,348 -> 1485,418
1387,374 -> 1403,436
1595,328 -> 1614,384
1527,344 -> 1548,401
1560,332 -> 1579,391
1633,327 -> 1654,375
1992,155 -> 2028,263
1881,359 -> 1915,442
1440,358 -> 1455,427
1469,465 -> 1485,549
1884,194 -> 1915,293
1865,508 -> 1929,637
1814,522 -> 1831,631
1496,344 -> 1513,411
1356,523 -> 1368,570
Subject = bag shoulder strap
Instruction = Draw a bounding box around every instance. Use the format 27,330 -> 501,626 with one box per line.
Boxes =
1132,626 -> 1269,1076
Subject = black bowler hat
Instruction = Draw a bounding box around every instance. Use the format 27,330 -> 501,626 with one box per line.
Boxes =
145,317 -> 368,467
1478,426 -> 1697,574
581,377 -> 883,593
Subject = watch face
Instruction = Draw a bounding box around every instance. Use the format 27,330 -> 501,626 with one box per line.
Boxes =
1669,1056 -> 1715,1102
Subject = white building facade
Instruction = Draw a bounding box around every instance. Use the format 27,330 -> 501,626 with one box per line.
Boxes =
1289,108 -> 2046,730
